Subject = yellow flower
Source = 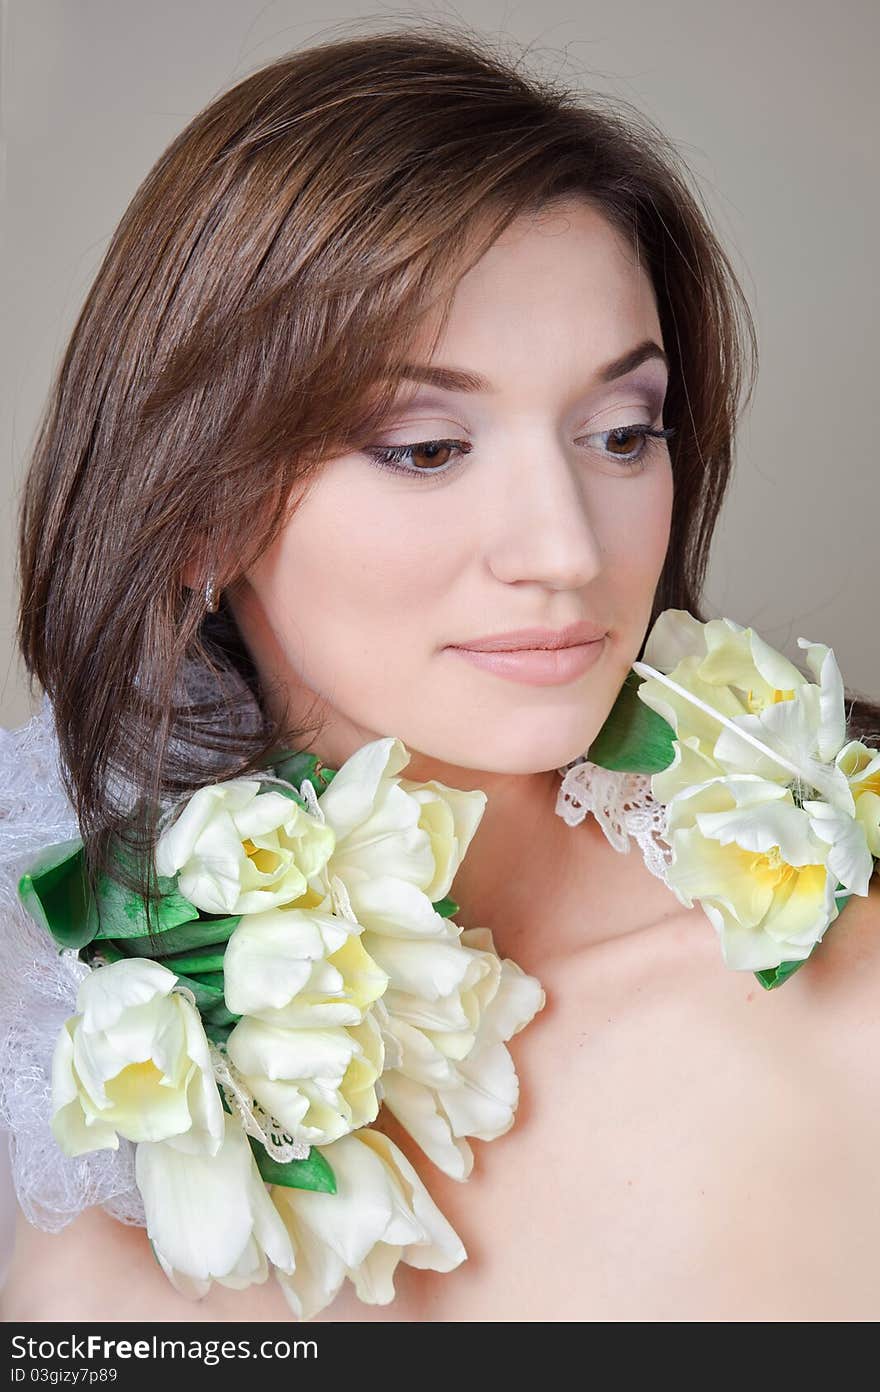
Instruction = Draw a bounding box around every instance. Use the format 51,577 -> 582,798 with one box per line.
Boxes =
634,610 -> 851,811
659,774 -> 846,971
836,740 -> 880,857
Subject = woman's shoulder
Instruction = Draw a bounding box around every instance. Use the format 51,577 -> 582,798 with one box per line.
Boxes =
1,1202 -> 177,1321
801,874 -> 880,1065
0,1196 -> 420,1322
810,873 -> 880,989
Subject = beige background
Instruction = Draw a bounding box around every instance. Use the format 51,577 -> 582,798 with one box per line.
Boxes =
0,0 -> 877,1284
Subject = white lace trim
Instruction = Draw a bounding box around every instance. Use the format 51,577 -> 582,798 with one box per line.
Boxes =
0,696 -> 146,1232
0,666 -> 279,1235
208,1043 -> 311,1163
555,755 -> 673,883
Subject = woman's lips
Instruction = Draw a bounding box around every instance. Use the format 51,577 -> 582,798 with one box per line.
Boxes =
445,636 -> 606,686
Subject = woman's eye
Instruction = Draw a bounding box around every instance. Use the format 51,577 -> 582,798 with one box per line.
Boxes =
364,439 -> 471,477
363,424 -> 675,479
581,424 -> 677,468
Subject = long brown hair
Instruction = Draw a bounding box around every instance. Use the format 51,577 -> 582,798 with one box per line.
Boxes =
16,21 -> 879,932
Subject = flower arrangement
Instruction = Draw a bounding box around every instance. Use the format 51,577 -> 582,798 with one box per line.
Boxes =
18,737 -> 546,1317
16,606 -> 879,1316
588,609 -> 880,988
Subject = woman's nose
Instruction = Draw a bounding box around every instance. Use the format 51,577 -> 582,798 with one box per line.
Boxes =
482,433 -> 604,591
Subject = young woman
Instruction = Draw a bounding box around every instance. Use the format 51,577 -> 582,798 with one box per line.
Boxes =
3,25 -> 879,1322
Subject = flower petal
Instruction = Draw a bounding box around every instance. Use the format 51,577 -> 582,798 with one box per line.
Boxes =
135,1111 -> 295,1284
379,1070 -> 473,1180
317,738 -> 411,840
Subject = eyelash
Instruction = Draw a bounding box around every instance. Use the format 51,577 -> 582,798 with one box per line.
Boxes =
364,424 -> 677,479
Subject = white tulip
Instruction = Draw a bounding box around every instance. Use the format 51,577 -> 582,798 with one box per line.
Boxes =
660,774 -> 852,971
271,1126 -> 466,1320
154,778 -> 335,915
378,928 -> 546,1179
222,904 -> 388,1028
135,1110 -> 296,1298
50,957 -> 224,1158
225,1011 -> 385,1147
316,737 -> 486,938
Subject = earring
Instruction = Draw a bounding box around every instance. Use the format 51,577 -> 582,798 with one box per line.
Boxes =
204,575 -> 220,613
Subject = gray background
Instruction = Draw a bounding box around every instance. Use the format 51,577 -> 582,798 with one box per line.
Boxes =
0,0 -> 877,1284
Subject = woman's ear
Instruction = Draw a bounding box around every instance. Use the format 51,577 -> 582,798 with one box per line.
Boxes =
180,558 -> 201,591
179,558 -> 213,606
179,545 -> 222,597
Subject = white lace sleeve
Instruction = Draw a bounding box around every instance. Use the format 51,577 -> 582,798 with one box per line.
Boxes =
555,755 -> 674,884
0,693 -> 145,1233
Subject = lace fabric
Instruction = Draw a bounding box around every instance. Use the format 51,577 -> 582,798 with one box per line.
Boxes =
555,755 -> 673,883
0,660 -> 265,1236
0,692 -> 668,1240
0,692 -> 145,1232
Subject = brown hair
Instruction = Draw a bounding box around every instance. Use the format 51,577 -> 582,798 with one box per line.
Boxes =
16,20 -> 880,932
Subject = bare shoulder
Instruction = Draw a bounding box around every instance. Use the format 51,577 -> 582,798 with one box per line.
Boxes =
799,873 -> 880,1075
809,872 -> 880,993
1,1203 -> 193,1322
1,1195 -> 421,1323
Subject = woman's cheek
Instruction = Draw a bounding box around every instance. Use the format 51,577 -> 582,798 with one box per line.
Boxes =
636,460 -> 674,571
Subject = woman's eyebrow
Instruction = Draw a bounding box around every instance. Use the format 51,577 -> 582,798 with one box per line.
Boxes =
396,339 -> 669,394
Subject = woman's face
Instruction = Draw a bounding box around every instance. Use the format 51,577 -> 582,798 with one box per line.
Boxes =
228,199 -> 673,779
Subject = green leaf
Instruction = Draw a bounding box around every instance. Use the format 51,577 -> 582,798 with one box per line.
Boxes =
432,895 -> 460,919
184,968 -> 225,992
203,1018 -> 236,1047
116,914 -> 241,958
91,868 -> 200,942
17,838 -> 93,949
17,826 -> 249,979
155,943 -> 228,976
754,957 -> 809,990
249,1136 -> 337,1194
167,968 -> 225,1013
87,836 -> 201,941
586,670 -> 677,773
202,1000 -> 242,1029
269,749 -> 337,796
17,833 -> 207,954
